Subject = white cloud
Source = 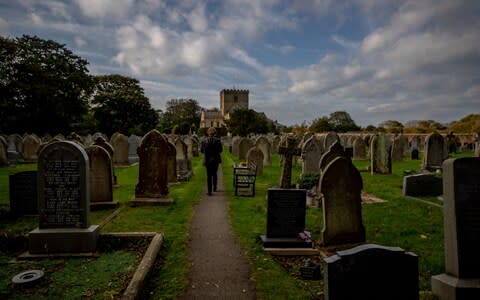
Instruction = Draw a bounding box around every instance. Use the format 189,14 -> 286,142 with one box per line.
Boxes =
74,36 -> 86,48
332,34 -> 358,49
31,12 -> 44,25
74,0 -> 134,18
186,2 -> 208,32
0,17 -> 9,36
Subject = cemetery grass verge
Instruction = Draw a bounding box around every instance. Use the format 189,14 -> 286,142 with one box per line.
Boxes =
222,150 -> 473,297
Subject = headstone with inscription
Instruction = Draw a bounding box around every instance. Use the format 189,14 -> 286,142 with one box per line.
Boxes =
353,137 -> 367,160
131,130 -> 174,205
22,134 -> 41,162
128,134 -> 141,164
255,136 -> 272,166
301,136 -> 322,175
324,244 -> 419,300
423,132 -> 445,171
370,133 -> 392,175
432,157 -> 480,299
246,147 -> 264,175
238,137 -> 254,160
112,133 -> 130,166
29,141 -> 99,254
260,188 -> 310,248
320,156 -> 365,246
9,171 -> 38,216
391,136 -> 403,162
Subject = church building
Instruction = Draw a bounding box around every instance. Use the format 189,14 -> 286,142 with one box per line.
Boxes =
200,89 -> 249,128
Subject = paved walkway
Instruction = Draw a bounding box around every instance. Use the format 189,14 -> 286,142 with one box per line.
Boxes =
182,166 -> 256,299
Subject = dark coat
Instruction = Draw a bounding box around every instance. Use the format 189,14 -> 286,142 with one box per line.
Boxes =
201,136 -> 222,166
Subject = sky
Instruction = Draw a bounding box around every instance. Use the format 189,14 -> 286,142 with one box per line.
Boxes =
1,0 -> 479,127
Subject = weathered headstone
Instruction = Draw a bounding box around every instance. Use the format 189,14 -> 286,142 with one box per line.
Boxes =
391,136 -> 404,162
131,130 -> 174,205
271,135 -> 281,153
128,134 -> 141,164
238,137 -> 254,160
22,134 -> 41,162
279,136 -> 301,188
320,157 -> 365,246
324,244 -> 419,300
93,137 -> 119,187
0,136 -> 8,166
231,136 -> 241,156
255,136 -> 272,166
111,133 -> 129,166
402,173 -> 442,197
246,147 -> 264,175
191,135 -> 199,157
175,138 -> 192,181
319,141 -> 346,174
323,132 -> 340,152
260,188 -> 310,248
9,171 -> 38,215
301,136 -> 322,175
370,133 -> 392,175
29,141 -> 100,253
423,132 -> 445,171
86,146 -> 118,209
7,135 -> 20,164
432,157 -> 480,299
353,137 -> 366,160
167,140 -> 178,183
183,135 -> 194,160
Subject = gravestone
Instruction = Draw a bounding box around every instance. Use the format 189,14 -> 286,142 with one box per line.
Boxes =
86,146 -> 118,209
301,136 -> 322,175
279,136 -> 301,188
0,136 -> 8,166
191,135 -> 199,157
423,132 -> 445,171
7,135 -> 20,164
131,130 -> 174,205
246,147 -> 264,175
391,136 -> 403,162
9,171 -> 38,216
231,136 -> 241,156
175,138 -> 192,181
411,149 -> 419,160
271,135 -> 281,153
324,244 -> 419,300
9,134 -> 24,154
402,174 -> 442,197
238,137 -> 254,160
370,133 -> 392,174
260,188 -> 310,248
183,135 -> 194,160
323,132 -> 340,152
167,140 -> 178,183
353,137 -> 366,160
128,135 -> 141,164
319,141 -> 347,174
432,157 -> 480,299
22,134 -> 41,162
83,134 -> 93,146
111,133 -> 129,166
29,141 -> 100,253
255,136 -> 272,166
93,137 -> 119,187
320,157 -> 365,246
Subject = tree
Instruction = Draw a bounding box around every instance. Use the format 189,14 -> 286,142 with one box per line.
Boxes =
0,35 -> 93,134
378,120 -> 404,133
328,111 -> 360,132
404,120 -> 446,133
310,116 -> 332,132
91,74 -> 158,136
159,99 -> 202,134
448,114 -> 480,133
225,108 -> 269,136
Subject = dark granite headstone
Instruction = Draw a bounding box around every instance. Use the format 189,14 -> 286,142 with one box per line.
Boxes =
260,188 -> 310,248
402,173 -> 442,197
324,244 -> 419,300
320,157 -> 365,246
319,141 -> 346,174
29,141 -> 99,253
9,171 -> 38,215
411,149 -> 419,160
432,157 -> 480,299
423,132 -> 445,171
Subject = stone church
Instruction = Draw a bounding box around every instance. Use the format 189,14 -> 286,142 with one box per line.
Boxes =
200,89 -> 249,128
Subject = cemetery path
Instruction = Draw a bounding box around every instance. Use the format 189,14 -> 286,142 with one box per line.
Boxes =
181,166 -> 256,299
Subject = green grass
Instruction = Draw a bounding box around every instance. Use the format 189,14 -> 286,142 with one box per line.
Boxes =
0,156 -> 206,299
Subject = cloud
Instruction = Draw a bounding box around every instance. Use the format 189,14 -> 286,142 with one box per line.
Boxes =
0,17 -> 9,36
331,34 -> 358,49
74,0 -> 134,18
74,36 -> 86,48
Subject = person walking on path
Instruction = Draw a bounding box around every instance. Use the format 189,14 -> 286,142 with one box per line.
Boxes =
200,127 -> 223,196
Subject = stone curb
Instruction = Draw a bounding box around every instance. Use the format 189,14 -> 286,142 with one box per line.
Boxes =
122,233 -> 164,300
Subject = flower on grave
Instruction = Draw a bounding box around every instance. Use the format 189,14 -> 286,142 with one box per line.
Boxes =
298,230 -> 312,243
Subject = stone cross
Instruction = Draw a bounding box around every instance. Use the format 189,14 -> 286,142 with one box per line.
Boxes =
279,136 -> 301,188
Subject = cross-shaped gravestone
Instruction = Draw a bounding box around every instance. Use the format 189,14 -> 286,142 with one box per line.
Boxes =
279,136 -> 301,188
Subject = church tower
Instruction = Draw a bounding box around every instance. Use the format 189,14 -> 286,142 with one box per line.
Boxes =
220,89 -> 249,117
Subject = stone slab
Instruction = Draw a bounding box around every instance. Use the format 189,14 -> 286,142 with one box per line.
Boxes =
431,274 -> 480,300
260,235 -> 312,248
263,247 -> 319,256
130,198 -> 174,206
28,225 -> 100,254
90,201 -> 119,211
402,173 -> 443,197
